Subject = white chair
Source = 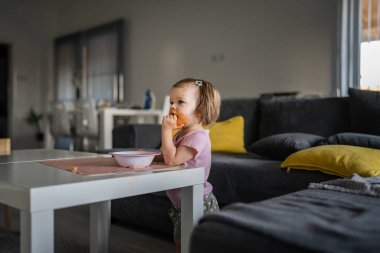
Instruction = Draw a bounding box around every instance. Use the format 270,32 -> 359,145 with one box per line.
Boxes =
75,98 -> 99,151
50,101 -> 74,151
161,95 -> 170,121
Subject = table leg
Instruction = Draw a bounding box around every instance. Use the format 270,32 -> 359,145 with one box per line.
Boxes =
4,205 -> 12,231
90,200 -> 111,253
181,184 -> 203,253
20,210 -> 54,253
99,110 -> 113,149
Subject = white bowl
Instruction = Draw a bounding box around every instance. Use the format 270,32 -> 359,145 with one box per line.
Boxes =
110,151 -> 161,168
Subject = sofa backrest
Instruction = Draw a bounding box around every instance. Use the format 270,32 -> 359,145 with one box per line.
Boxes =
219,96 -> 351,148
219,98 -> 260,148
258,96 -> 350,138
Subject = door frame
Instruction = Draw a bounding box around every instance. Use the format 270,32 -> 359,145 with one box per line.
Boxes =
0,42 -> 12,139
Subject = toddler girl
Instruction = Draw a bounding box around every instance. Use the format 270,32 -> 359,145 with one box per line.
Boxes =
161,78 -> 221,253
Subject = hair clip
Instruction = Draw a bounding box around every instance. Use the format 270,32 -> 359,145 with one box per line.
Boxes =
195,80 -> 203,86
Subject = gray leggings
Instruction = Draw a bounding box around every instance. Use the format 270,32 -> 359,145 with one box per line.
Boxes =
168,192 -> 219,241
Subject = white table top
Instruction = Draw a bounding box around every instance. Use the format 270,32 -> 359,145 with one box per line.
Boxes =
0,149 -> 204,213
0,149 -> 99,164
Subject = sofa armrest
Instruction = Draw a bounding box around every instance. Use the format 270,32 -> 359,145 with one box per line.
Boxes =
112,123 -> 162,149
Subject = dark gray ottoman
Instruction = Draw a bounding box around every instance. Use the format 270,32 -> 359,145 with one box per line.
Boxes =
190,189 -> 380,253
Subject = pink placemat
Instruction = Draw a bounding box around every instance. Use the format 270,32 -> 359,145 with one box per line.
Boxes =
40,157 -> 179,176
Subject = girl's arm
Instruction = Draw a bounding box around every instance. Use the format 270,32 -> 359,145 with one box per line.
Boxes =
161,115 -> 195,165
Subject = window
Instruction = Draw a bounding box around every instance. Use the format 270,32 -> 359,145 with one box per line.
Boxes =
360,0 -> 380,90
54,19 -> 125,103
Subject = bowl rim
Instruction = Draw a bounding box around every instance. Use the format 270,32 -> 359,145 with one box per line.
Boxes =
109,151 -> 161,157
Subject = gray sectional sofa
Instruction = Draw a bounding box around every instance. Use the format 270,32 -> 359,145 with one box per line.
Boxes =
189,88 -> 380,253
108,95 -> 356,235
105,88 -> 380,252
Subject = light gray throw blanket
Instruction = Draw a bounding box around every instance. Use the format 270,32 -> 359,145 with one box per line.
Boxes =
309,173 -> 380,197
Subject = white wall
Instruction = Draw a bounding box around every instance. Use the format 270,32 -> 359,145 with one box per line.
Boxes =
0,0 -> 56,148
0,0 -> 338,148
56,0 -> 339,107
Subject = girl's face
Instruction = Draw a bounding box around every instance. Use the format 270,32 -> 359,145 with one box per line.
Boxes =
169,84 -> 200,128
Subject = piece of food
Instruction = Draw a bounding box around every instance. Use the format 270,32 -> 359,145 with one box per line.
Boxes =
170,109 -> 187,128
132,165 -> 146,170
176,113 -> 187,128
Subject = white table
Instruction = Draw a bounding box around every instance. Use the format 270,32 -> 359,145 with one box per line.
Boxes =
0,149 -> 204,253
99,108 -> 163,149
0,149 -> 100,234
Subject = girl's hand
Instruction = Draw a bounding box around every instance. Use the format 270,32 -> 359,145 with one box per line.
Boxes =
162,114 -> 185,131
162,114 -> 178,131
161,114 -> 192,166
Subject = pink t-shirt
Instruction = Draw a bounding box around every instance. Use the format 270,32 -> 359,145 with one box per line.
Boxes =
166,129 -> 213,205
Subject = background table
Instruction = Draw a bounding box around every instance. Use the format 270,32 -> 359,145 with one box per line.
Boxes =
99,108 -> 163,149
44,107 -> 163,150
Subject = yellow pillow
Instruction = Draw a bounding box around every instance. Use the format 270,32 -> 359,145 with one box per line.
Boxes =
206,116 -> 247,153
281,145 -> 380,177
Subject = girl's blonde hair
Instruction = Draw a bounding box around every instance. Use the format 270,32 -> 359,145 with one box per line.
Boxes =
173,78 -> 221,125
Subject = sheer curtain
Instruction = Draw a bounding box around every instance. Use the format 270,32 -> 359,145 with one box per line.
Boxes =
337,0 -> 361,96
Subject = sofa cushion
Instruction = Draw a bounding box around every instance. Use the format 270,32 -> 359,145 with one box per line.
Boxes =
348,88 -> 380,135
219,98 -> 259,147
208,116 -> 246,153
210,152 -> 337,205
248,133 -> 325,160
281,145 -> 380,177
259,97 -> 350,138
325,132 -> 380,149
